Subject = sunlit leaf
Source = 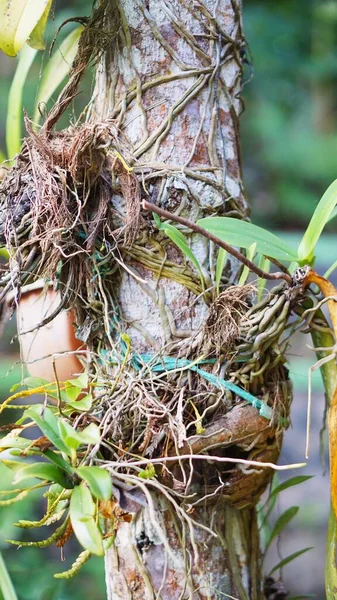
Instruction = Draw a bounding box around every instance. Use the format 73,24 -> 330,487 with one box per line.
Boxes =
70,484 -> 104,556
27,0 -> 52,50
76,466 -> 112,501
298,179 -> 337,262
265,506 -> 299,551
197,216 -> 298,262
34,26 -> 83,126
6,44 -> 37,159
269,547 -> 313,576
0,0 -> 51,56
65,393 -> 93,412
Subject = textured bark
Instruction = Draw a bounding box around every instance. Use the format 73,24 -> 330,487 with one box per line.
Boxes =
93,1 -> 264,598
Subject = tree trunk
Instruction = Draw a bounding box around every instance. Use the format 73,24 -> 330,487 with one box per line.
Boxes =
93,1 -> 265,598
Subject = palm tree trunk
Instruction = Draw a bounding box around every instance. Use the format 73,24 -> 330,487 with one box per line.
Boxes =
93,1 -> 265,598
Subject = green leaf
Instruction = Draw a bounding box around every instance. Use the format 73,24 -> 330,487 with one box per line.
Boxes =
24,405 -> 70,455
257,255 -> 270,300
0,435 -> 31,451
269,476 -> 313,498
215,247 -> 227,295
138,463 -> 156,480
155,218 -> 204,286
12,462 -> 72,488
67,373 -> 88,389
64,393 -> 93,412
238,242 -> 256,285
58,421 -> 100,451
0,551 -> 18,600
197,216 -> 298,262
42,449 -> 73,475
265,506 -> 299,551
6,44 -> 37,159
268,547 -> 313,576
33,26 -> 83,126
76,466 -> 112,501
298,179 -> 337,262
70,484 -> 104,556
0,0 -> 51,56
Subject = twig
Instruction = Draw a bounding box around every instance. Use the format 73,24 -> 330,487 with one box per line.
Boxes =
142,200 -> 292,284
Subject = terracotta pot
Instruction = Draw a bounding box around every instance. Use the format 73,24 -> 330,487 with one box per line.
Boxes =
10,281 -> 84,382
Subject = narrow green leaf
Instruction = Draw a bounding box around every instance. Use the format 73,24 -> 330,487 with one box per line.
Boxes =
298,179 -> 337,262
269,547 -> 313,576
257,256 -> 270,300
6,44 -> 37,159
70,484 -> 104,556
155,218 -> 204,286
215,247 -> 227,294
12,462 -> 72,488
324,258 -> 337,280
269,476 -> 313,498
0,551 -> 18,600
238,242 -> 256,285
197,217 -> 298,262
265,506 -> 299,551
33,26 -> 83,126
76,466 -> 112,501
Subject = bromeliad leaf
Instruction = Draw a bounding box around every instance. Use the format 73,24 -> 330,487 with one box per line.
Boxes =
298,179 -> 337,263
197,216 -> 298,262
70,484 -> 104,556
264,506 -> 299,551
75,466 -> 112,501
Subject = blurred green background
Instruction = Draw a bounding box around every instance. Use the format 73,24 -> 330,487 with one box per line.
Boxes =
1,0 -> 337,598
